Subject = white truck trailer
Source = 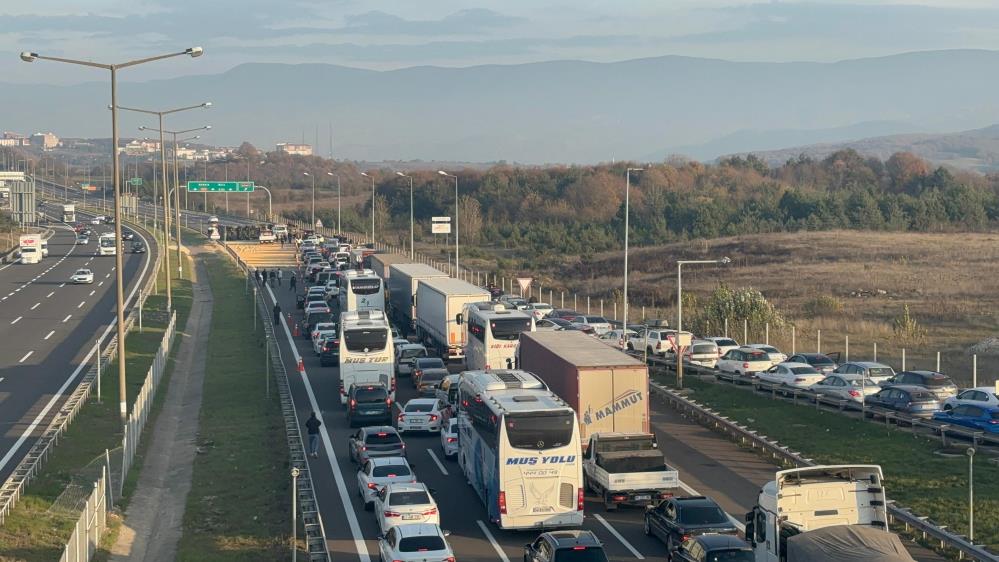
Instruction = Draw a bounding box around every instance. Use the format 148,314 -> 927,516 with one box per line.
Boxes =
387,264 -> 448,331
62,204 -> 75,223
414,277 -> 488,361
18,234 -> 42,264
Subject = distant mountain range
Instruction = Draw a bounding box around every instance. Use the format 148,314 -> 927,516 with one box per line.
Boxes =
725,124 -> 999,172
5,49 -> 999,164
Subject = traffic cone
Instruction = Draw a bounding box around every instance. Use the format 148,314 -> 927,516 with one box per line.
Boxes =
293,322 -> 300,337
297,358 -> 305,373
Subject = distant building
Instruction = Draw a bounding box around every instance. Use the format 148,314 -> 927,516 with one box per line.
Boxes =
31,132 -> 60,150
121,139 -> 160,155
0,132 -> 30,147
276,142 -> 313,156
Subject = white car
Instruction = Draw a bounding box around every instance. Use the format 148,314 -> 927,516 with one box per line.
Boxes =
307,285 -> 326,296
440,418 -> 459,460
304,301 -> 331,316
311,322 -> 338,354
527,302 -> 554,320
323,280 -> 340,299
356,457 -> 417,508
684,339 -> 720,369
396,398 -> 445,433
757,361 -> 826,388
942,387 -> 999,411
704,337 -> 741,357
500,295 -> 530,310
810,373 -> 880,403
71,268 -> 94,284
746,344 -> 787,365
597,329 -> 638,349
570,315 -> 612,335
377,523 -> 454,562
716,347 -> 773,379
373,483 -> 440,534
90,217 -> 101,225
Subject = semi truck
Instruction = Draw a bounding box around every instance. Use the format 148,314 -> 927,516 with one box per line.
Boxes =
518,330 -> 650,443
62,204 -> 75,223
582,433 -> 678,511
415,277 -> 489,361
745,465 -> 915,562
387,263 -> 448,330
18,234 -> 42,264
367,252 -> 411,280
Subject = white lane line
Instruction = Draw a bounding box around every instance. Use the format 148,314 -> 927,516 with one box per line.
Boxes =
62,314 -> 72,323
105,273 -> 110,279
59,283 -> 66,288
18,351 -> 33,363
44,330 -> 55,340
10,316 -> 22,325
6,292 -> 13,297
267,285 -> 368,562
678,480 -> 745,532
30,302 -> 40,310
426,448 -> 449,476
89,290 -> 96,296
46,291 -> 55,298
593,513 -> 645,559
77,301 -> 86,309
0,377 -> 4,384
476,520 -> 512,562
98,281 -> 104,287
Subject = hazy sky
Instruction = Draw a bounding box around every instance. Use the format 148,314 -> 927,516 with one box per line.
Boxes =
4,0 -> 999,85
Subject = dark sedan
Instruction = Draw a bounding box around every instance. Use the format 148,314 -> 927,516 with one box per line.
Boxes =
883,370 -> 958,401
786,352 -> 838,374
645,496 -> 738,554
673,534 -> 752,562
131,242 -> 146,254
866,384 -> 941,418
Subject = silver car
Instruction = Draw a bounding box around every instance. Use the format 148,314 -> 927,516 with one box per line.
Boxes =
830,361 -> 895,385
810,373 -> 880,403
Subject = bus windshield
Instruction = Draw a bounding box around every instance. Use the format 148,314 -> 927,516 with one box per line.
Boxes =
490,318 -> 532,341
100,237 -> 115,247
504,411 -> 574,450
344,328 -> 388,352
350,278 -> 381,295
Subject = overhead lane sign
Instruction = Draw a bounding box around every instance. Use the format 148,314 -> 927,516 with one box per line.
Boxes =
187,181 -> 255,192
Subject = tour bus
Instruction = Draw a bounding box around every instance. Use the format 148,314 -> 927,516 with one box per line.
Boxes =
462,302 -> 536,371
98,233 -> 117,256
457,370 -> 584,529
338,310 -> 395,405
337,269 -> 385,313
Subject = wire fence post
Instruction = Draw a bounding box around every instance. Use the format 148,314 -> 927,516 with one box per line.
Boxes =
765,323 -> 769,345
791,325 -> 796,354
724,317 -> 728,338
574,294 -> 577,310
586,296 -> 590,314
817,329 -> 821,354
973,354 -> 977,387
902,348 -> 906,371
266,341 -> 271,399
936,351 -> 941,372
845,335 -> 849,362
873,341 -> 878,362
291,467 -> 300,562
743,318 -> 748,344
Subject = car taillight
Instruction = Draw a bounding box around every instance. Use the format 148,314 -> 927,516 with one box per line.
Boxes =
682,534 -> 691,542
386,398 -> 392,406
415,370 -> 422,378
578,487 -> 585,511
422,507 -> 438,515
743,362 -> 750,369
446,557 -> 456,562
361,446 -> 367,451
611,494 -> 628,502
429,414 -> 438,422
383,511 -> 400,518
447,437 -> 457,443
573,547 -> 588,551
367,483 -> 377,489
498,491 -> 507,514
349,399 -> 357,409
398,413 -> 405,421
848,390 -> 861,397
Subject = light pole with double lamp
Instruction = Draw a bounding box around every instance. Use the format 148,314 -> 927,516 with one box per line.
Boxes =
622,167 -> 643,346
20,46 -> 204,423
303,172 -> 316,227
437,170 -> 459,273
677,257 -> 731,332
360,172 -> 376,245
139,125 -> 211,279
395,172 -> 415,259
327,172 -> 339,233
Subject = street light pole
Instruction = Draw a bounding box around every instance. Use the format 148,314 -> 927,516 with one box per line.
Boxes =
623,167 -> 643,342
396,172 -> 414,259
325,172 -> 337,233
677,257 -> 731,332
303,172 -> 316,227
20,45 -> 205,424
437,171 -> 459,272
968,447 -> 975,542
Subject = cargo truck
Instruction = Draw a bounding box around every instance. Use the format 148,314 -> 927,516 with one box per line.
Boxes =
745,465 -> 915,562
387,264 -> 448,330
367,253 -> 411,280
62,204 -> 75,223
518,331 -> 650,443
415,278 -> 489,361
18,234 -> 42,264
583,433 -> 678,511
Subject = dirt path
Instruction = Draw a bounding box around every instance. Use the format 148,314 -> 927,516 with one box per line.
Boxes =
108,246 -> 213,562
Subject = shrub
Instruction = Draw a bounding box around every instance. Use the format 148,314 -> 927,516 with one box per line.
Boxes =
803,295 -> 844,317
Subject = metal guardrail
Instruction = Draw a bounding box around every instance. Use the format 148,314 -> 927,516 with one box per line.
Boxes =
0,212 -> 161,526
646,372 -> 999,561
219,239 -> 330,561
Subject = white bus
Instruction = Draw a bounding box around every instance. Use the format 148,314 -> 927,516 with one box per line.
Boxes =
98,233 -> 117,256
337,269 -> 384,313
338,310 -> 395,405
463,303 -> 535,371
458,370 -> 584,529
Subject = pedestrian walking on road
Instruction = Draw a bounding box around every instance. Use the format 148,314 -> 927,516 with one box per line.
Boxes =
254,268 -> 261,284
306,411 -> 322,458
273,302 -> 281,325
290,273 -> 297,291
277,269 -> 283,286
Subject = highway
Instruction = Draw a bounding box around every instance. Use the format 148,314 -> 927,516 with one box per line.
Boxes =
0,210 -> 154,483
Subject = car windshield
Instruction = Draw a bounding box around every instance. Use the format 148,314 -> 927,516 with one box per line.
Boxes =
75,270 -> 88,275
372,464 -> 411,477
910,391 -> 936,401
692,344 -> 717,354
679,505 -> 729,525
389,491 -> 431,506
746,352 -> 768,361
758,346 -> 778,353
365,432 -> 401,445
505,411 -> 575,450
790,366 -> 819,375
398,536 -> 446,553
420,371 -> 446,385
586,316 -> 608,323
354,387 -> 388,403
868,367 -> 893,377
405,402 -> 435,412
707,550 -> 754,562
416,358 -> 446,369
552,548 -> 609,562
924,376 -> 954,387
401,348 -> 427,359
715,339 -> 738,347
344,328 -> 388,352
490,318 -> 533,340
810,355 -> 834,365
350,278 -> 381,295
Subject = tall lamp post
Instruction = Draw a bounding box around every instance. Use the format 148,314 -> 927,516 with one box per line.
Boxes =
396,172 -> 415,259
623,167 -> 643,344
360,172 -> 375,245
326,172 -> 338,233
303,172 -> 316,227
20,46 -> 204,424
677,257 -> 731,332
437,170 -> 459,273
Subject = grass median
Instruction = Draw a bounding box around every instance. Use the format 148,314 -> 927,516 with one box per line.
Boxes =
175,247 -> 292,561
654,371 -> 999,553
0,240 -> 194,562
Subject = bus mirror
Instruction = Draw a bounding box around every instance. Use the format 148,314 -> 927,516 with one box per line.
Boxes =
455,313 -> 463,325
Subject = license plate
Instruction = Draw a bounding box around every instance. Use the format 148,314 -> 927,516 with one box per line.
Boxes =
402,514 -> 421,520
532,506 -> 554,513
634,495 -> 651,501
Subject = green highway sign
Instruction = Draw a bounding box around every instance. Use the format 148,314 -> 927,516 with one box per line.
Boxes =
129,177 -> 143,186
187,181 -> 255,192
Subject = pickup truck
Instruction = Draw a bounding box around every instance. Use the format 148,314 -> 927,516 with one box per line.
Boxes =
582,433 -> 678,511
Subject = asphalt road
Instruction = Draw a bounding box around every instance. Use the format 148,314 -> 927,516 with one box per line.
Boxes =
0,210 -> 153,483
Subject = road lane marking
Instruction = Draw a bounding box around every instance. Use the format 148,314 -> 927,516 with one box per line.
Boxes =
77,301 -> 86,309
30,302 -> 40,310
11,316 -> 22,325
62,314 -> 72,323
593,513 -> 645,559
105,273 -> 110,279
98,281 -> 104,287
47,290 -> 55,298
18,351 -> 33,363
59,283 -> 66,287
476,520 -> 511,562
44,330 -> 55,340
426,448 -> 449,476
7,293 -> 13,297
89,290 -> 96,296
0,377 -> 4,384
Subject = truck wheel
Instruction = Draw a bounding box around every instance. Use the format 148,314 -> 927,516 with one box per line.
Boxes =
604,500 -> 617,512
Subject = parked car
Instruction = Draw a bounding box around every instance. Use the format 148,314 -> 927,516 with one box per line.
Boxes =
500,295 -> 531,310
883,370 -> 958,400
644,496 -> 739,553
412,357 -> 448,389
598,329 -> 638,348
942,387 -> 999,411
527,302 -> 554,320
570,315 -> 612,335
395,343 -> 428,377
684,340 -> 720,369
786,353 -> 838,375
810,373 -> 880,403
536,318 -> 572,331
356,456 -> 415,507
716,348 -> 772,379
703,337 -> 741,357
632,329 -> 674,355
524,531 -> 609,562
866,385 -> 942,418
745,344 -> 787,365
347,383 -> 393,427
830,361 -> 895,384
548,309 -> 582,320
396,398 -> 445,433
347,426 -> 406,464
377,523 -> 453,562
564,323 -> 597,336
672,534 -> 753,562
756,362 -> 825,388
440,418 -> 459,459
76,234 -> 90,244
373,482 -> 440,533
932,405 -> 999,434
